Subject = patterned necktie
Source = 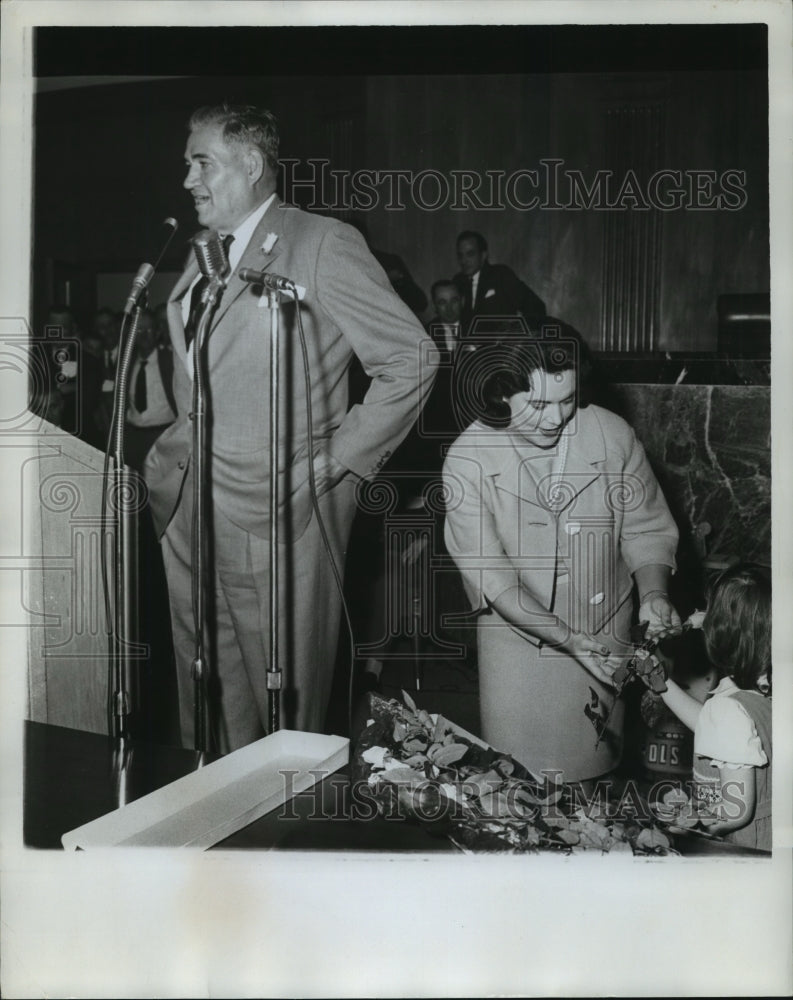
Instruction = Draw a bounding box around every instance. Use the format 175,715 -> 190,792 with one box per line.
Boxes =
134,358 -> 147,412
184,233 -> 234,348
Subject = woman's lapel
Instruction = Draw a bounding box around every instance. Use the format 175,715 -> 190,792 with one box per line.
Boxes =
492,408 -> 606,515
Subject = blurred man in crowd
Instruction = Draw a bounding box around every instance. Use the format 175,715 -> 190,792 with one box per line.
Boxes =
453,230 -> 545,338
124,307 -> 176,471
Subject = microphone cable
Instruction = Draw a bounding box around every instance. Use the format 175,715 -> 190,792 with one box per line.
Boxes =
288,287 -> 359,741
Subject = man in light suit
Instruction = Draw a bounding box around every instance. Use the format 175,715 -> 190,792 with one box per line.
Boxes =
144,104 -> 437,752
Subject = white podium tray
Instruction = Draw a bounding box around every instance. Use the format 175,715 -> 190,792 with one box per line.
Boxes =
61,730 -> 349,850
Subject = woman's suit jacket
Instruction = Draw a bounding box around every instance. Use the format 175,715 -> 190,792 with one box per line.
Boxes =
442,404 -> 679,642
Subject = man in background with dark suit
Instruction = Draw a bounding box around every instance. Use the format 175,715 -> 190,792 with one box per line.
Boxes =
124,307 -> 176,471
144,103 -> 437,752
453,230 -> 545,338
44,305 -> 105,450
426,279 -> 462,364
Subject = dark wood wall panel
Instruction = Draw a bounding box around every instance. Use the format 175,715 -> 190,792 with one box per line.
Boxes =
364,71 -> 768,351
32,69 -> 768,354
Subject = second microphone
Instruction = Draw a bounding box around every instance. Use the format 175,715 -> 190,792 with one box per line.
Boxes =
239,268 -> 295,292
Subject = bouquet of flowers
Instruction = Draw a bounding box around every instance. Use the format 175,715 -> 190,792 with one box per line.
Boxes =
353,691 -> 675,855
593,612 -> 706,747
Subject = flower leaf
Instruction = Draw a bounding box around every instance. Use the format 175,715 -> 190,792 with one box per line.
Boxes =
431,743 -> 469,767
555,828 -> 581,845
432,716 -> 448,743
460,769 -> 503,798
379,767 -> 426,787
635,827 -> 671,852
402,689 -> 418,713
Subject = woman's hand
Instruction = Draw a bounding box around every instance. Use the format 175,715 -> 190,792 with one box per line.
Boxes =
638,591 -> 682,640
563,632 -> 621,687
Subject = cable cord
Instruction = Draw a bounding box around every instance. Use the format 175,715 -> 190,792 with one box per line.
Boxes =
289,288 -> 358,739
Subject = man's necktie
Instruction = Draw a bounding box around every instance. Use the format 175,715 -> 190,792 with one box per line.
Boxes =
134,359 -> 147,412
466,275 -> 475,312
184,233 -> 234,348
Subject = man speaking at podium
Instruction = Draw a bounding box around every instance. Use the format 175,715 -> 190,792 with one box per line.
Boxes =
144,104 -> 437,753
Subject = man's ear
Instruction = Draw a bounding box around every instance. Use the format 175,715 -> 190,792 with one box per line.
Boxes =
245,147 -> 265,186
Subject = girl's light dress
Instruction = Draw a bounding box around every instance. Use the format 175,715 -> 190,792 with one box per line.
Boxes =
693,676 -> 772,852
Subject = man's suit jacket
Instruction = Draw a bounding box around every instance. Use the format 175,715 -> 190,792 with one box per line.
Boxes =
425,317 -> 460,366
380,318 -> 461,494
144,201 -> 437,541
155,344 -> 177,420
453,261 -> 546,337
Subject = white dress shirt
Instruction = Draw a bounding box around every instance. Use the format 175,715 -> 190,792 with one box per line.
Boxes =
441,322 -> 460,353
470,270 -> 481,306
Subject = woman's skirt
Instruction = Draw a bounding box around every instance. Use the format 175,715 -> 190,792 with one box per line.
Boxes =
476,577 -> 633,784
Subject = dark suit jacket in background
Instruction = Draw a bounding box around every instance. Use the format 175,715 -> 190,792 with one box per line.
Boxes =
379,318 -> 464,505
454,261 -> 546,338
371,248 -> 428,317
123,345 -> 177,471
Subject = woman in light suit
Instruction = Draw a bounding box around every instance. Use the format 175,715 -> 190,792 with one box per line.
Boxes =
443,324 -> 681,782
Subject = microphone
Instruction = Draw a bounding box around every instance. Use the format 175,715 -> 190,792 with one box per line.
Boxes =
123,263 -> 155,316
192,230 -> 230,300
123,217 -> 179,314
239,267 -> 294,292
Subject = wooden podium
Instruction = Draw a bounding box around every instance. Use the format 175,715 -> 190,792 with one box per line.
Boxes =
24,417 -> 140,734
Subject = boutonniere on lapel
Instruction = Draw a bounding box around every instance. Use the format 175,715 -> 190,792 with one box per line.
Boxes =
261,233 -> 278,254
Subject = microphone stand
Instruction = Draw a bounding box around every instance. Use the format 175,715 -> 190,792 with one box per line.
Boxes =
191,277 -> 226,754
266,289 -> 282,733
104,223 -> 177,781
107,307 -> 142,752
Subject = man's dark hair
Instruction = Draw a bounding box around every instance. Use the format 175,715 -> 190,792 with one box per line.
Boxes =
457,318 -> 594,428
189,103 -> 280,171
46,304 -> 78,333
430,279 -> 458,300
456,230 -> 488,253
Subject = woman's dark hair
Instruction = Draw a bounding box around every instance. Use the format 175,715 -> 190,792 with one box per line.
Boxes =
456,318 -> 594,429
703,562 -> 772,692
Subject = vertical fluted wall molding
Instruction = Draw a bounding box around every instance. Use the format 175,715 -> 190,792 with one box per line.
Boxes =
600,103 -> 665,351
322,116 -> 355,221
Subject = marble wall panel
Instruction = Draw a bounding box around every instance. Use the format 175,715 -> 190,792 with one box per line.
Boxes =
610,385 -> 770,604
